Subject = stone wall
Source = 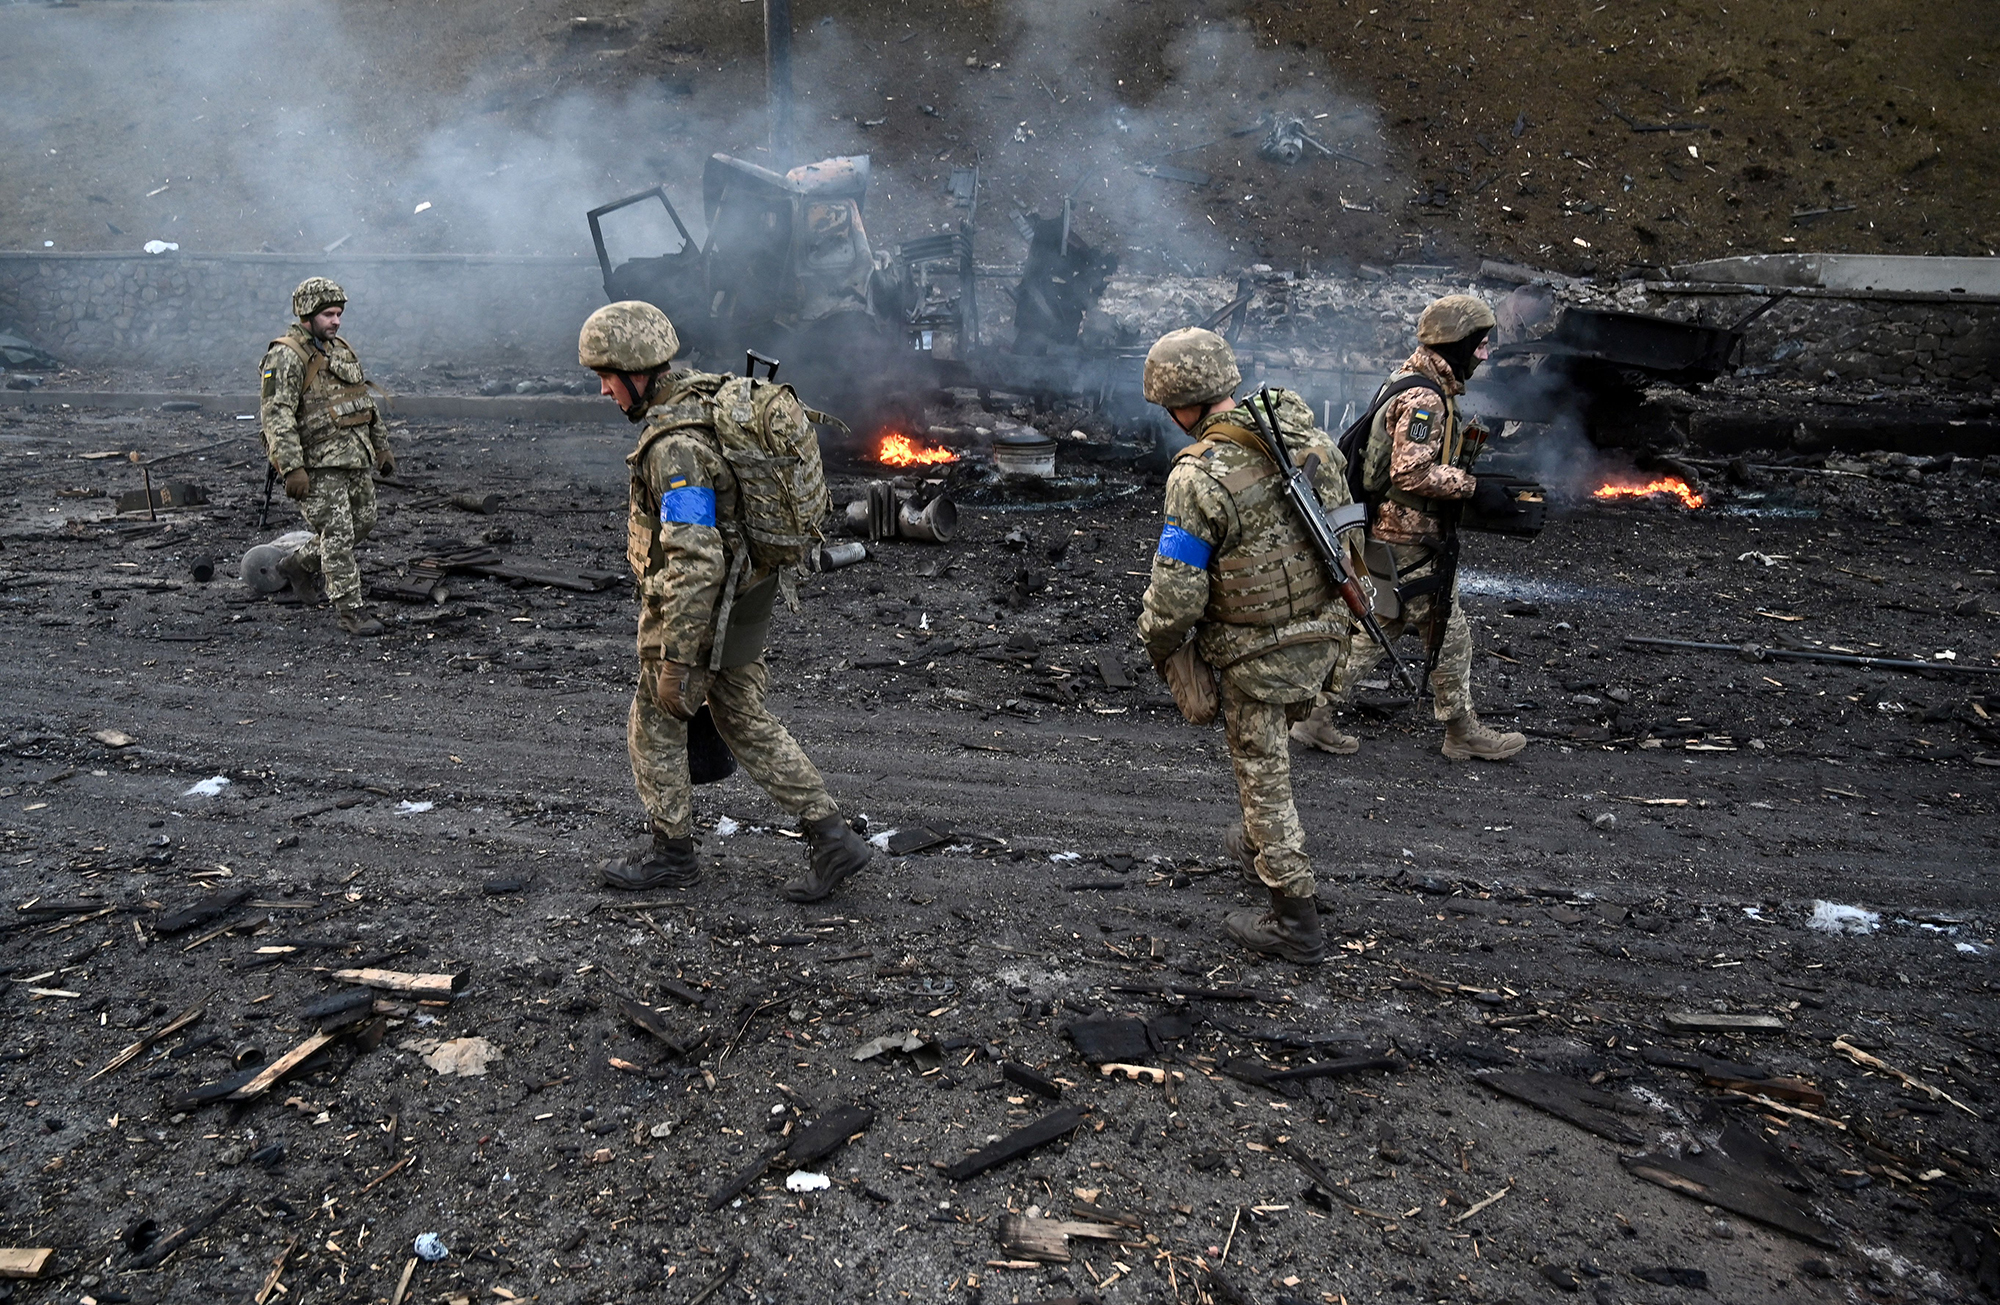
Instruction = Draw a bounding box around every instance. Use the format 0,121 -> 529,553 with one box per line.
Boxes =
0,251 -> 606,372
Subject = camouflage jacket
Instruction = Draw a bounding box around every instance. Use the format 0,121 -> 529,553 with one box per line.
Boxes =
1365,346 -> 1476,546
626,372 -> 750,666
258,326 -> 385,474
1137,390 -> 1354,703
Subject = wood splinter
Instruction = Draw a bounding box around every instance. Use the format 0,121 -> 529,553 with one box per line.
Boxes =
330,967 -> 470,998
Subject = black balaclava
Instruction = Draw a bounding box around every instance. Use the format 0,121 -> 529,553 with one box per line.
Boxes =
1431,327 -> 1490,383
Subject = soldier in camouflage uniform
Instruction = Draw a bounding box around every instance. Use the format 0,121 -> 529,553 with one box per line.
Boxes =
259,276 -> 391,637
581,300 -> 873,901
1137,327 -> 1357,965
1291,294 -> 1526,762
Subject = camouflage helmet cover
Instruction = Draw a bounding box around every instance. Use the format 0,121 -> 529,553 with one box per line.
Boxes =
579,300 -> 680,372
291,276 -> 347,319
1416,294 -> 1497,346
1142,327 -> 1242,408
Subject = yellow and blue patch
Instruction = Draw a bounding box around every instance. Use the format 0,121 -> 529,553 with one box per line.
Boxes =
661,484 -> 716,527
1156,519 -> 1212,569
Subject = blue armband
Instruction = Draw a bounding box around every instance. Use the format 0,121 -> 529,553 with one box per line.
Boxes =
660,484 -> 717,528
1156,521 -> 1212,569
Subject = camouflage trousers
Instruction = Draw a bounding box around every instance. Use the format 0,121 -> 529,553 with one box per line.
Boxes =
1222,679 -> 1316,898
629,657 -> 839,838
1331,556 -> 1472,723
293,467 -> 377,607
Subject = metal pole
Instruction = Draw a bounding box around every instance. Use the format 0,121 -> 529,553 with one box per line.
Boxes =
764,0 -> 794,169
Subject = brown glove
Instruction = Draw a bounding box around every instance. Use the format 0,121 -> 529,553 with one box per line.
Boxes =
1159,640 -> 1219,727
283,469 -> 311,500
644,660 -> 710,722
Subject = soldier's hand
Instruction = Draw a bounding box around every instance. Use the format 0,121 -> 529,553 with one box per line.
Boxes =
283,469 -> 312,500
647,660 -> 709,721
375,452 -> 396,478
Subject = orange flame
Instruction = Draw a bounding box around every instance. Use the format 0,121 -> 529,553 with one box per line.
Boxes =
875,432 -> 958,467
1593,477 -> 1704,510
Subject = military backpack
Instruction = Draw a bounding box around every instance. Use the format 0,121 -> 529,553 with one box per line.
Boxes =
643,372 -> 836,575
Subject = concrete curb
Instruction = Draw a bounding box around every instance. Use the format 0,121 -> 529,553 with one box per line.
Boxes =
0,390 -> 624,423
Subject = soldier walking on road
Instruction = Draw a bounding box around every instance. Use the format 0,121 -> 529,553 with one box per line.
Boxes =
1291,294 -> 1527,762
258,276 -> 392,637
1137,327 -> 1359,965
581,300 -> 873,901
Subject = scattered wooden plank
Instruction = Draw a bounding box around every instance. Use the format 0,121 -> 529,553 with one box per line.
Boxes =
224,1032 -> 335,1101
1095,650 -> 1133,689
687,1250 -> 744,1305
154,886 -> 251,935
995,1214 -> 1130,1263
942,1105 -> 1089,1181
1621,1152 -> 1838,1248
1662,1011 -> 1786,1034
703,1104 -> 873,1210
330,968 -> 469,998
1705,1074 -> 1826,1108
1222,1054 -> 1398,1089
1476,1070 -> 1649,1146
254,1235 -> 299,1305
467,561 -> 622,593
0,1248 -> 53,1279
1000,1061 -> 1062,1100
89,1000 -> 204,1080
1834,1038 -> 1980,1117
130,1188 -> 243,1269
785,1104 -> 875,1167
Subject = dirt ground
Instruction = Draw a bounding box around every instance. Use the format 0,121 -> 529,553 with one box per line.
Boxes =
2,0 -> 1995,278
1,403 -> 1997,1304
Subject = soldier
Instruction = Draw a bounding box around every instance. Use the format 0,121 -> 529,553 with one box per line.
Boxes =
259,276 -> 392,637
580,300 -> 873,901
1290,294 -> 1527,762
1136,327 -> 1357,965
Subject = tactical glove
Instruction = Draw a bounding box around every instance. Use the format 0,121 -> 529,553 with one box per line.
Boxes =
375,450 -> 396,477
645,660 -> 710,722
1469,476 -> 1516,515
283,469 -> 312,500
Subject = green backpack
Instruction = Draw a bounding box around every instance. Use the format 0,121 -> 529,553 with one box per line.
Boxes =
654,371 -> 836,574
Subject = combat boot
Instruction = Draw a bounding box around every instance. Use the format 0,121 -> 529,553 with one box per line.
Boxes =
1223,886 -> 1326,964
1221,822 -> 1259,884
599,827 -> 700,891
1288,703 -> 1360,755
276,551 -> 323,604
335,605 -> 384,637
784,814 -> 872,903
1441,710 -> 1526,762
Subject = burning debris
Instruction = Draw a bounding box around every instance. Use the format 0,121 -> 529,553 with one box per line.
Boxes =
1592,476 -> 1706,510
872,432 -> 958,467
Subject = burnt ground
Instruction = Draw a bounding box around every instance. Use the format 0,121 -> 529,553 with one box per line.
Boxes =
1,403 -> 1999,1305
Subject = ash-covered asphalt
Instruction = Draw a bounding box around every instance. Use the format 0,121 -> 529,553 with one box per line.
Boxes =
1,404 -> 1997,1305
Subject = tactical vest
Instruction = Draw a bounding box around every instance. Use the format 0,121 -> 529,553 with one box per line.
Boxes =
268,335 -> 378,438
1175,421 -> 1333,629
1361,372 -> 1463,514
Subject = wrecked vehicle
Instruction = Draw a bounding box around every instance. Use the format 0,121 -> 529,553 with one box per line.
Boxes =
589,153 -> 947,436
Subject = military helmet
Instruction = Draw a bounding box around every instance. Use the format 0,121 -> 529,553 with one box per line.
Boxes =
1416,294 -> 1497,346
579,301 -> 680,372
1142,327 -> 1241,408
291,276 -> 347,319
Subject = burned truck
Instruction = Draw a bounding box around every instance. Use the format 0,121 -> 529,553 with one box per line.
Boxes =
587,153 -> 1159,445
588,153 -> 968,437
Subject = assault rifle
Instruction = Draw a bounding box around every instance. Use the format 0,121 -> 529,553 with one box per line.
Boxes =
1242,387 -> 1422,697
259,463 -> 278,529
